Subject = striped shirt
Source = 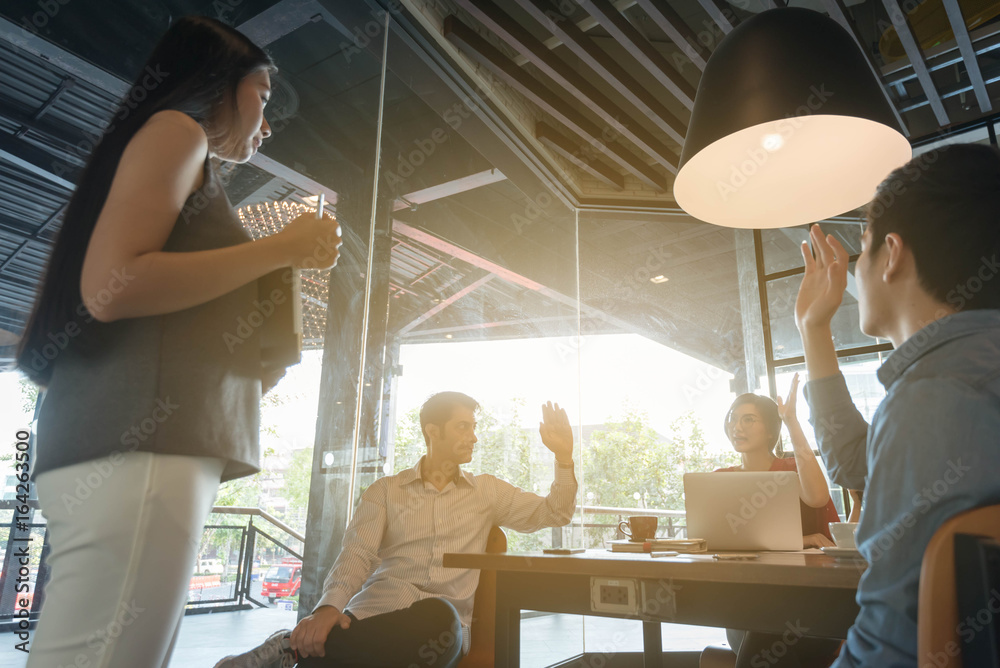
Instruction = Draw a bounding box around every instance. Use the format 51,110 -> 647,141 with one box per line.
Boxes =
315,455 -> 577,647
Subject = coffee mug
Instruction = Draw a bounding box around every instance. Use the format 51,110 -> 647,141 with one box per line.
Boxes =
618,515 -> 658,542
830,522 -> 858,549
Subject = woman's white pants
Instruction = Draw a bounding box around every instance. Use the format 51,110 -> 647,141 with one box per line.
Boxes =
28,451 -> 225,668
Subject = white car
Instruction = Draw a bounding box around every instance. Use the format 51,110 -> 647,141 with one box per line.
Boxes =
197,559 -> 224,575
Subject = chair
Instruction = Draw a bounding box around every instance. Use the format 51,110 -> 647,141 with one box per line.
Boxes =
918,504 -> 1000,668
699,645 -> 736,668
458,526 -> 508,668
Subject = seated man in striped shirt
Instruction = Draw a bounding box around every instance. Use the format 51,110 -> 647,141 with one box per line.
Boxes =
217,391 -> 577,668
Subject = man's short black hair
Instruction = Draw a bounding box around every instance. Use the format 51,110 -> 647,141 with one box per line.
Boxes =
419,392 -> 479,448
865,143 -> 1000,311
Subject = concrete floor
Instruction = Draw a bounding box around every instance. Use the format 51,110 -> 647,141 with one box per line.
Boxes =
0,608 -> 729,667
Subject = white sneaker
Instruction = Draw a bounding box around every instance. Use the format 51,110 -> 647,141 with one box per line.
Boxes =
214,630 -> 297,668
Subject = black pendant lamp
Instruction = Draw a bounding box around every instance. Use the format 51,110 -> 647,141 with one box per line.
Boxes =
673,8 -> 911,229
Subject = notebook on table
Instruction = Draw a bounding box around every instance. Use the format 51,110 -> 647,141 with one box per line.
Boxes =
683,472 -> 803,551
608,538 -> 707,553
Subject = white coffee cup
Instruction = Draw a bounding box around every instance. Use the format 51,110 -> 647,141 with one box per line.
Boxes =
830,522 -> 858,549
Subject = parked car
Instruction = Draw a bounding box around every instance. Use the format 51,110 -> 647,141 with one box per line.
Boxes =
197,558 -> 224,575
261,558 -> 302,604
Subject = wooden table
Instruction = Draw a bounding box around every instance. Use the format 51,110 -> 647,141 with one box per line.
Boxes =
443,550 -> 864,668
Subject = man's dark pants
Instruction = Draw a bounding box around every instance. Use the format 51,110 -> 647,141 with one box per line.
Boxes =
297,598 -> 463,668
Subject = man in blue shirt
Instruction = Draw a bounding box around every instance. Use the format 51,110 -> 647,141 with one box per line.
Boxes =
795,143 -> 1000,667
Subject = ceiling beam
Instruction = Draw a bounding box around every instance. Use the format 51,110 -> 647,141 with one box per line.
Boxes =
821,0 -> 909,136
0,204 -> 64,275
512,0 -> 638,65
394,168 -> 508,211
535,121 -> 625,190
456,0 -> 684,158
511,0 -> 688,144
694,0 -> 736,35
898,61 -> 1000,113
397,273 -> 495,334
881,21 -> 1000,80
443,15 -> 668,189
0,133 -> 76,191
0,99 -> 90,161
247,153 -> 339,207
236,0 -> 324,45
0,17 -> 128,97
941,0 -> 992,113
881,0 -> 950,126
574,0 -> 696,109
632,0 -> 709,70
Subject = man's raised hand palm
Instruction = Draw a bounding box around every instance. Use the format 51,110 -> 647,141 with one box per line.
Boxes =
796,225 -> 850,331
539,401 -> 573,462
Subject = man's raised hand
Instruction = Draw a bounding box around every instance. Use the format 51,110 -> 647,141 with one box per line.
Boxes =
795,224 -> 850,332
539,401 -> 573,464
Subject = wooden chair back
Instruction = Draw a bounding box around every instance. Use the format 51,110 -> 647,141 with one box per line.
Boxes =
458,526 -> 508,668
919,504 -> 1000,668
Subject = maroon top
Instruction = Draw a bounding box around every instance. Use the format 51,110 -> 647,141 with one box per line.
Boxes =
715,456 -> 841,540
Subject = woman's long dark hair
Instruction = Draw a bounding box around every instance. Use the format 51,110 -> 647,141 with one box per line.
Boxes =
16,16 -> 275,385
724,393 -> 785,456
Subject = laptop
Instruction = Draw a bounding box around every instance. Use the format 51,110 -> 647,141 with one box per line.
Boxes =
683,472 -> 804,551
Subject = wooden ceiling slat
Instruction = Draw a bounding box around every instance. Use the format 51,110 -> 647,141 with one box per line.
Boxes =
512,0 -> 688,144
575,0 -> 697,109
881,0 -> 950,126
941,0 -> 993,113
456,0 -> 682,164
821,0 -> 909,136
632,0 -> 709,71
443,15 -> 668,190
535,121 -> 625,190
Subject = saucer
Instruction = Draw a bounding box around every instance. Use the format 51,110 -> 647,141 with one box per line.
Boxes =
821,546 -> 865,560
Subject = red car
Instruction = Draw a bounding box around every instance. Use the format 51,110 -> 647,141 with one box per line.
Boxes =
261,558 -> 301,604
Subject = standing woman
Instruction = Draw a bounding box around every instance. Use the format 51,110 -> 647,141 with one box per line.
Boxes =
16,17 -> 340,668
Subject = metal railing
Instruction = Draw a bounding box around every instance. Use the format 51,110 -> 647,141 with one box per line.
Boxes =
0,502 -> 304,630
186,507 -> 304,614
548,505 -> 688,548
575,505 -> 688,541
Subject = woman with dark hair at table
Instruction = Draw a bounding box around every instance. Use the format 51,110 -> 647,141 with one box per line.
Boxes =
717,374 -> 840,548
702,375 -> 842,668
17,16 -> 340,668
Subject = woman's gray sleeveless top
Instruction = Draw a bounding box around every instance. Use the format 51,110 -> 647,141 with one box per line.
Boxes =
35,162 -> 262,483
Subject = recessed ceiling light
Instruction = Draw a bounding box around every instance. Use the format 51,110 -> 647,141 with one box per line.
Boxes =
445,334 -> 453,339
651,275 -> 669,284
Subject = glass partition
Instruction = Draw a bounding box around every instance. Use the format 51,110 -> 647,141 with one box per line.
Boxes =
576,209 -> 739,653
766,261 -> 879,360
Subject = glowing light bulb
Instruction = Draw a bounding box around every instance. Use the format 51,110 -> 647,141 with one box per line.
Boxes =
761,133 -> 784,152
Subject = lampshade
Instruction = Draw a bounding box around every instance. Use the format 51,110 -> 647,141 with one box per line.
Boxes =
673,8 -> 912,229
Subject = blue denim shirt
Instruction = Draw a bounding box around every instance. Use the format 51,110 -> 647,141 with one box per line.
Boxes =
804,309 -> 1000,668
